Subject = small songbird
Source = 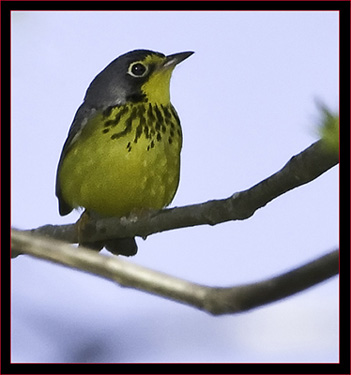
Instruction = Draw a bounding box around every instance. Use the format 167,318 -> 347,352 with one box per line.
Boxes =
55,49 -> 193,256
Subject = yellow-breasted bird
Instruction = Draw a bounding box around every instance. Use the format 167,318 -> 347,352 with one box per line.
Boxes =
56,49 -> 193,256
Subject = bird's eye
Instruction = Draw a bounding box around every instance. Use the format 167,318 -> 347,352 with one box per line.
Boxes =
128,62 -> 148,77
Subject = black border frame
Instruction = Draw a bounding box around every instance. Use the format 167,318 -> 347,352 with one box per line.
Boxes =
3,1 -> 350,374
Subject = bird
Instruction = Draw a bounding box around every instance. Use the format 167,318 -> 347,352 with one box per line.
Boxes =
55,49 -> 194,256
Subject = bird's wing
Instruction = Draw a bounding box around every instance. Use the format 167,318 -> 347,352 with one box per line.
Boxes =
55,103 -> 97,216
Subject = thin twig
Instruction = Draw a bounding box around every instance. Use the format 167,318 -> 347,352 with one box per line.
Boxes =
21,139 -> 338,248
11,229 -> 339,315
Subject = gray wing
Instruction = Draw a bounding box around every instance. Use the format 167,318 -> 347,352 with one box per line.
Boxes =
55,103 -> 97,216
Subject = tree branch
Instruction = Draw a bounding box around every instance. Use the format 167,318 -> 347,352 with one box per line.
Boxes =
21,139 -> 338,247
11,229 -> 339,315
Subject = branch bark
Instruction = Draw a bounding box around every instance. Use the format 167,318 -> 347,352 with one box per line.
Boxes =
11,139 -> 338,313
11,229 -> 339,315
21,139 -> 338,247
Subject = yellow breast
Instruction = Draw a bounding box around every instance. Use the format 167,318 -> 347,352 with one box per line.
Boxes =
58,103 -> 182,217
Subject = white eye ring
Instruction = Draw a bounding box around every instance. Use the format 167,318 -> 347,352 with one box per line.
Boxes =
128,62 -> 148,77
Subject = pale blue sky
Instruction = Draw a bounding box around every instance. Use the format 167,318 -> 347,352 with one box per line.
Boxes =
11,11 -> 339,363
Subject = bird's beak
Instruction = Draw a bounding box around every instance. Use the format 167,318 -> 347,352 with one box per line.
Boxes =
163,51 -> 194,68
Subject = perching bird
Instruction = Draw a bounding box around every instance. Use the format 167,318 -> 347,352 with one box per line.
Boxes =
56,49 -> 193,256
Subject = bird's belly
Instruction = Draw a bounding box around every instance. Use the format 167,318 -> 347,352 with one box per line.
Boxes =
59,109 -> 182,217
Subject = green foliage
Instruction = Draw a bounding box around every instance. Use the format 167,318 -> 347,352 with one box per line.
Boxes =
317,102 -> 339,154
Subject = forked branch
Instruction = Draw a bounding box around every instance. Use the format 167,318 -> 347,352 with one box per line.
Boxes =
11,136 -> 339,313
